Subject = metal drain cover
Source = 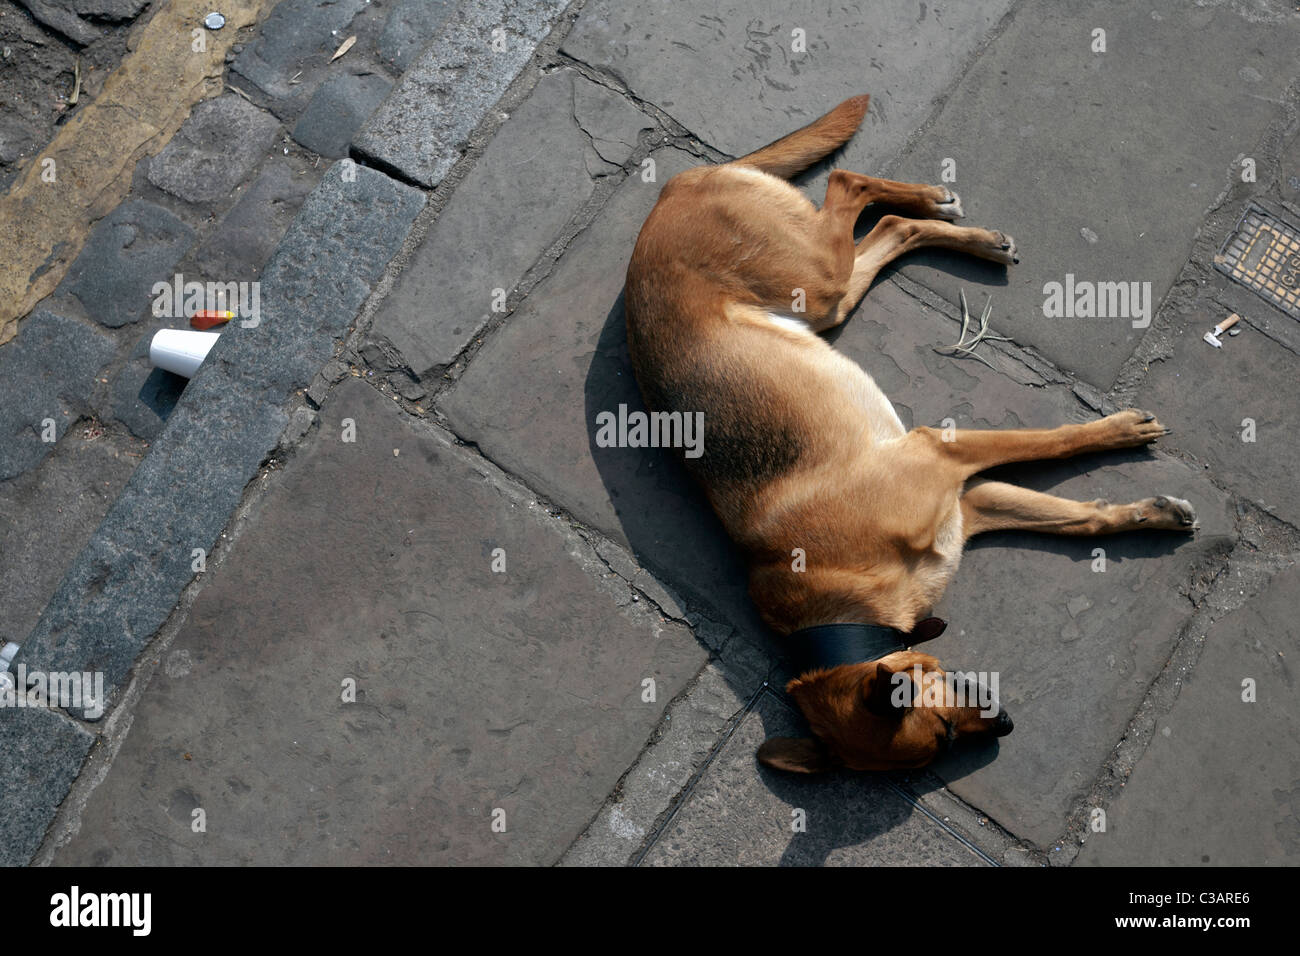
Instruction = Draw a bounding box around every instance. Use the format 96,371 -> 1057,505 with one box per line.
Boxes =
1214,204 -> 1300,320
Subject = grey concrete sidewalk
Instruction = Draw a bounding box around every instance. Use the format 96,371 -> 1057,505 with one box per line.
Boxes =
6,0 -> 1300,867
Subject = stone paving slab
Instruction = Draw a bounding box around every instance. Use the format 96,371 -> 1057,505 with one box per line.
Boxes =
1136,293 -> 1300,528
373,66 -> 651,379
1078,563 -> 1300,866
562,0 -> 1016,165
890,0 -> 1300,389
232,0 -> 370,106
354,0 -> 571,187
0,706 -> 96,867
15,163 -> 424,719
55,200 -> 195,330
641,690 -> 984,866
439,147 -> 771,639
0,309 -> 116,481
51,378 -> 706,865
292,73 -> 394,160
146,94 -> 283,205
378,0 -> 458,73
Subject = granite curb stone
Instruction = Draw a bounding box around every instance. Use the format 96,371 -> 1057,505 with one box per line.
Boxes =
15,162 -> 425,719
0,706 -> 96,867
354,0 -> 572,187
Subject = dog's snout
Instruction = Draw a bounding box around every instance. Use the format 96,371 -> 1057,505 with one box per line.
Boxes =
993,708 -> 1014,736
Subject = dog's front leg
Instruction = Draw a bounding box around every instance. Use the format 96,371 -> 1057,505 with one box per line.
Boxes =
911,409 -> 1171,477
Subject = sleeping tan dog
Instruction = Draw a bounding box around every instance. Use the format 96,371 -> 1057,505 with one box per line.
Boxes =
623,95 -> 1196,774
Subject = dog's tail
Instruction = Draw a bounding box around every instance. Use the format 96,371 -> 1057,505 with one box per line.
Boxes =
732,95 -> 871,180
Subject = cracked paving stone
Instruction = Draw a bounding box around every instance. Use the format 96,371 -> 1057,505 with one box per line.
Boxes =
354,0 -> 571,188
563,0 -> 1016,166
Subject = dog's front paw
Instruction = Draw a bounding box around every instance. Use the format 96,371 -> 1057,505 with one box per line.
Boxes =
1103,408 -> 1170,447
934,190 -> 964,221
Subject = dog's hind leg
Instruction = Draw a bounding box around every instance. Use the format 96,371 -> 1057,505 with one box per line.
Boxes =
960,480 -> 1198,539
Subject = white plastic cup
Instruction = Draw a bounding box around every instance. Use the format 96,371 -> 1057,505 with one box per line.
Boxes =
149,329 -> 220,378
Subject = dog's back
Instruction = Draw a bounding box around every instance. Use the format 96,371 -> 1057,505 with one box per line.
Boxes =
624,102 -> 961,636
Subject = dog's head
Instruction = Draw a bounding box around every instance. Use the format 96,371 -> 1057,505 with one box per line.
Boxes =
758,651 -> 1013,773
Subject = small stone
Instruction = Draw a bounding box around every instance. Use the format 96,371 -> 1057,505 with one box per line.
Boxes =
204,12 -> 226,30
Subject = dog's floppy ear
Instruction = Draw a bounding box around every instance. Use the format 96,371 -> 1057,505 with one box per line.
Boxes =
757,737 -> 835,774
863,661 -> 915,717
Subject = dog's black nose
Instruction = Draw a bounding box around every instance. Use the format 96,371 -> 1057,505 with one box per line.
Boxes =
993,708 -> 1014,736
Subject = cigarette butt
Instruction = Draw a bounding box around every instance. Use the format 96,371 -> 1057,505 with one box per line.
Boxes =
1215,313 -> 1242,335
191,310 -> 233,330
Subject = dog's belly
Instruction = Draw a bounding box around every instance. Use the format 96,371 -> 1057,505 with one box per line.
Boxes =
761,310 -> 906,443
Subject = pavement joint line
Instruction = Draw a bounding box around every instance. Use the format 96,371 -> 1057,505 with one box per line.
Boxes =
556,652 -> 720,865
335,38 -> 690,401
30,425 -> 292,865
628,679 -> 767,867
345,136 -> 668,405
872,0 -> 1030,183
341,370 -> 760,677
328,3 -> 616,349
1049,535 -> 1257,863
324,371 -> 724,643
762,685 -> 1020,865
881,777 -> 1001,867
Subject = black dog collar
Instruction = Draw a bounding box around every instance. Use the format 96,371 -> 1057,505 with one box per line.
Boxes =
788,618 -> 948,673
